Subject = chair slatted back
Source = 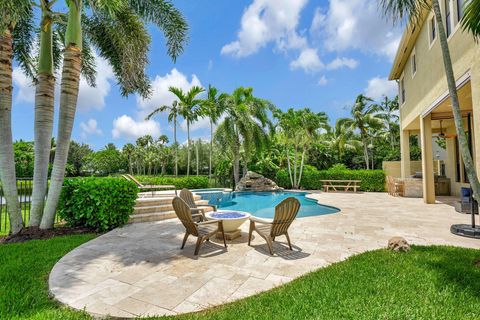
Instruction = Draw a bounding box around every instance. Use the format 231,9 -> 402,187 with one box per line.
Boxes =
271,197 -> 300,237
179,188 -> 197,208
172,197 -> 199,236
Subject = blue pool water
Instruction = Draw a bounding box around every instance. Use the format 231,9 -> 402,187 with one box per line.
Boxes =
210,211 -> 248,219
217,191 -> 339,219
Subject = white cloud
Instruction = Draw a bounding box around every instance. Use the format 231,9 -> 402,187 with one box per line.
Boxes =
290,48 -> 324,73
136,68 -> 202,118
326,57 -> 358,70
12,68 -> 35,103
80,118 -> 103,139
312,0 -> 402,60
112,115 -> 161,141
77,56 -> 114,112
318,75 -> 328,86
221,0 -> 308,57
364,76 -> 397,100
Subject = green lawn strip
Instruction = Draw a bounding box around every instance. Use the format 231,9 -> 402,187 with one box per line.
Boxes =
1,236 -> 480,320
163,245 -> 480,320
0,234 -> 95,320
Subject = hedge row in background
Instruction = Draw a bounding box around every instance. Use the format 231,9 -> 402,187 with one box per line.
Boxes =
58,177 -> 138,231
135,175 -> 209,190
276,165 -> 385,192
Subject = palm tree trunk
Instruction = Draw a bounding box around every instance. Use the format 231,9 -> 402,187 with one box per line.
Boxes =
362,135 -> 370,170
174,114 -> 178,177
30,15 -> 55,227
286,147 -> 294,188
209,119 -> 213,179
186,120 -> 190,176
0,28 -> 23,235
432,0 -> 480,200
196,140 -> 199,176
41,2 -> 83,229
293,144 -> 298,188
233,148 -> 240,185
297,148 -> 306,189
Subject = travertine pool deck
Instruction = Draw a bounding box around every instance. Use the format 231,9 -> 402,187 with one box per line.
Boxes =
49,192 -> 480,318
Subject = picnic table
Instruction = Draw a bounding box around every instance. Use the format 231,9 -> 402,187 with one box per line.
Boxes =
320,180 -> 361,193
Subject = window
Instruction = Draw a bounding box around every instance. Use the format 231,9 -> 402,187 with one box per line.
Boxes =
445,0 -> 452,37
399,77 -> 406,104
411,49 -> 417,76
430,17 -> 436,44
457,0 -> 464,22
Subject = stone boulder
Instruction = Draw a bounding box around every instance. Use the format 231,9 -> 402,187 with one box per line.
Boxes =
387,236 -> 411,252
235,171 -> 283,192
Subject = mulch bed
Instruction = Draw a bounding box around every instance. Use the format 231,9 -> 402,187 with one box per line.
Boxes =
0,226 -> 96,244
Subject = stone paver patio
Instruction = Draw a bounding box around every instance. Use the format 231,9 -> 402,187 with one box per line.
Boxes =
49,192 -> 480,318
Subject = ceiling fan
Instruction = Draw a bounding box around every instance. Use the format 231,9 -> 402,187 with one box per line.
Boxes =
437,120 -> 457,139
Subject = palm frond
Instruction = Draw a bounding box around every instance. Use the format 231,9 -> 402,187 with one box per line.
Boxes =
127,0 -> 188,61
461,0 -> 480,39
10,4 -> 36,81
379,0 -> 431,25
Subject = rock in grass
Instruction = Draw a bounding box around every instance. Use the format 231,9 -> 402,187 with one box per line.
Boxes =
388,237 -> 410,252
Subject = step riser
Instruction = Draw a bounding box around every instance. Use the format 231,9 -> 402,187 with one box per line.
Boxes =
128,212 -> 176,223
135,196 -> 201,207
134,205 -> 173,214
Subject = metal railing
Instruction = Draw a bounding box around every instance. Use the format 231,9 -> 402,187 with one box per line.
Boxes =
0,178 -> 59,234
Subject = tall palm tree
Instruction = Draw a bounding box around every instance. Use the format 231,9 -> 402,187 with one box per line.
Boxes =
0,0 -> 34,234
375,96 -> 400,149
380,0 -> 480,200
341,94 -> 384,169
122,143 -> 135,174
146,100 -> 179,176
169,86 -> 205,176
40,0 -> 189,229
200,85 -> 224,179
215,87 -> 271,185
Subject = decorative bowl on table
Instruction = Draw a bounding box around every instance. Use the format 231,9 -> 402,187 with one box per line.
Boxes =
205,210 -> 251,232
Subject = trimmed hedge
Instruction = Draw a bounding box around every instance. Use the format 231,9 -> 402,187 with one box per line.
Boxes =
276,165 -> 385,192
58,177 -> 138,231
135,175 -> 209,190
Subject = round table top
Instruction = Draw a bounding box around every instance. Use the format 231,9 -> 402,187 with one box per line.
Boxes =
207,210 -> 251,220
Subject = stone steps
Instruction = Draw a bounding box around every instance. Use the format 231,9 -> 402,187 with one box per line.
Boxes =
129,195 -> 211,223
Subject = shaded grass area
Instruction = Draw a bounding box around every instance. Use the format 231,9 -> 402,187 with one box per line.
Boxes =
0,234 -> 95,320
1,236 -> 479,319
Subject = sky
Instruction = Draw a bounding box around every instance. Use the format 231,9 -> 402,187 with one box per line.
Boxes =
11,0 -> 403,150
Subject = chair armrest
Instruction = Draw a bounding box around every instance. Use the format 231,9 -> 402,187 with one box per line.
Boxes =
198,204 -> 217,211
250,216 -> 273,224
197,220 -> 219,226
191,207 -> 205,213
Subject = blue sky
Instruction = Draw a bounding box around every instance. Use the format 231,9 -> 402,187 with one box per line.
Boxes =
11,0 -> 402,150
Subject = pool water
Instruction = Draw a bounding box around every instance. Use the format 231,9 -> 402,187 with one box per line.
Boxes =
218,191 -> 339,219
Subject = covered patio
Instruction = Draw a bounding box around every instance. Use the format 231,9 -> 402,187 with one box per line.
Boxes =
49,192 -> 480,318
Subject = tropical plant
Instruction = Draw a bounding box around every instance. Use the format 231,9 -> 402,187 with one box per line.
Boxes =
375,96 -> 400,149
341,94 -> 384,169
200,85 -> 224,179
67,141 -> 93,176
325,118 -> 362,163
169,86 -> 205,176
379,0 -> 480,200
216,87 -> 272,184
0,0 -> 35,234
461,0 -> 480,38
146,100 -> 180,176
274,108 -> 329,189
40,0 -> 189,229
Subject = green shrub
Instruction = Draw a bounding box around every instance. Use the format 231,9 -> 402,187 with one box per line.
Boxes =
58,177 -> 138,231
135,175 -> 209,189
276,165 -> 385,192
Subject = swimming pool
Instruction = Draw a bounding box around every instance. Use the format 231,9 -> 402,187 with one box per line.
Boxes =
217,191 -> 339,219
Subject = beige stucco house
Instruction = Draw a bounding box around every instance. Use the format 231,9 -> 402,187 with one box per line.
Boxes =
389,0 -> 480,203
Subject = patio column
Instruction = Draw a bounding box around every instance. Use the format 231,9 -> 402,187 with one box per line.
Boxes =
420,114 -> 435,204
400,129 -> 411,178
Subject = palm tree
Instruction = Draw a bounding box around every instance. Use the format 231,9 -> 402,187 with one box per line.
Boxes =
200,85 -> 224,179
215,87 -> 271,185
380,0 -> 480,200
169,86 -> 205,176
40,0 -> 189,229
325,118 -> 362,163
376,96 -> 400,149
462,0 -> 480,38
122,143 -> 135,174
341,94 -> 384,169
0,0 -> 34,234
146,100 -> 179,176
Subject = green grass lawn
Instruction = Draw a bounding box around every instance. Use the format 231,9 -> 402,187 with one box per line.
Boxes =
1,235 -> 479,319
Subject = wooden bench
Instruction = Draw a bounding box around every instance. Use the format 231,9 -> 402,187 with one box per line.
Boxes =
320,180 -> 361,193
